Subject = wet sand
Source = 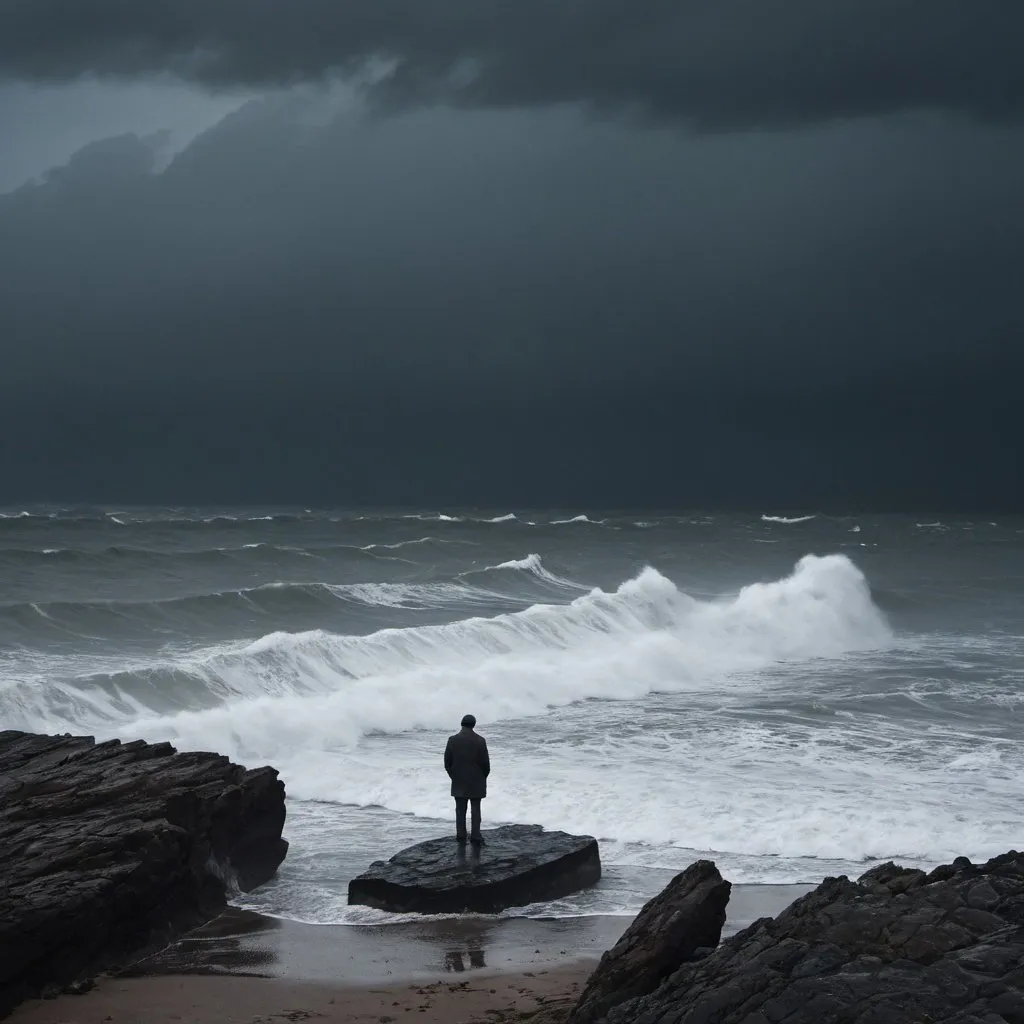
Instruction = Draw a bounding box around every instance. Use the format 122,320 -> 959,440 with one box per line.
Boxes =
10,884 -> 813,1024
8,968 -> 591,1024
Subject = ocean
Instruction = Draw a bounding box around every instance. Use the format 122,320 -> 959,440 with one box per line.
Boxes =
1,506 -> 1021,924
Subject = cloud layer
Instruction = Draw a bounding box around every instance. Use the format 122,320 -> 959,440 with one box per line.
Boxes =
1,94 -> 1021,507
3,1 -> 1024,129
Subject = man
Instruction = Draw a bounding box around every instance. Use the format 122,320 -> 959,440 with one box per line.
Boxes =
444,714 -> 490,845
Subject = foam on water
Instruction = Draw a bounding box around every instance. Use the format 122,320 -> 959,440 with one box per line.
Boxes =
471,553 -> 587,590
8,553 -> 890,748
314,745 -> 1020,870
360,536 -> 457,551
329,580 -> 504,609
761,514 -> 816,524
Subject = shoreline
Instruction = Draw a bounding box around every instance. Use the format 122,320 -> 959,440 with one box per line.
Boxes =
9,884 -> 812,1023
121,882 -> 814,983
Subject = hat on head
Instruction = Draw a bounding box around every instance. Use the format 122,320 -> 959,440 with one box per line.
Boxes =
461,714 -> 477,728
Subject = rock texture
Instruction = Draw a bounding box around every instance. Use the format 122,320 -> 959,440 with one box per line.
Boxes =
568,860 -> 730,1024
0,730 -> 288,1018
348,824 -> 600,914
602,851 -> 1024,1024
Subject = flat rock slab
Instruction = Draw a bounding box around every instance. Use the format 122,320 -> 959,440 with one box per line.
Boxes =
348,824 -> 601,914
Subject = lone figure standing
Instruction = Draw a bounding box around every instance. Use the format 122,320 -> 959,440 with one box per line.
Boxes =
444,714 -> 490,845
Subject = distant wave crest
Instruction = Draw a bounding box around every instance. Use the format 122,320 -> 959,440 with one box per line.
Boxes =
474,552 -> 588,590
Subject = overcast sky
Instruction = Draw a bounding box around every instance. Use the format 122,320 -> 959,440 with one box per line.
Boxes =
2,1 -> 1022,508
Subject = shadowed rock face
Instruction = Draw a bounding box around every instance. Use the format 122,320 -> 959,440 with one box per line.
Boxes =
0,731 -> 288,1017
347,824 -> 601,914
568,860 -> 730,1024
602,852 -> 1024,1024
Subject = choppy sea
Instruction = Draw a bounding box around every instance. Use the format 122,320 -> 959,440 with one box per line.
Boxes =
1,506 -> 1021,923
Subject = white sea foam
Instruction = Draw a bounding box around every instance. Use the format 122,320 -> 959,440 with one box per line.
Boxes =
761,514 -> 816,525
490,553 -> 543,571
551,514 -> 605,525
360,536 -> 447,551
328,581 -> 500,609
482,513 -> 518,523
241,578 -> 504,610
313,738 -> 1021,870
17,554 -> 891,751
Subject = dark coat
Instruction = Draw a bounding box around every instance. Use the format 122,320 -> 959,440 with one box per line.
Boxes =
444,727 -> 490,799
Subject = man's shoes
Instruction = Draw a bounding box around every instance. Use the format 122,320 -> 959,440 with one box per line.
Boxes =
456,836 -> 468,844
470,835 -> 486,846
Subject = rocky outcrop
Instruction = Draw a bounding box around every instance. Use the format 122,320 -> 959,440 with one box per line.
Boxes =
0,731 -> 288,1017
601,851 -> 1024,1024
568,860 -> 730,1024
348,824 -> 600,914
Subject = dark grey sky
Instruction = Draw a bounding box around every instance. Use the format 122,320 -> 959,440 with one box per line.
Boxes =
1,2 -> 1022,508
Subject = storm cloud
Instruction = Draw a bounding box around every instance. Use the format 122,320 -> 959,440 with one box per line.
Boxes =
1,3 -> 1023,508
2,85 -> 1022,508
2,0 -> 1024,130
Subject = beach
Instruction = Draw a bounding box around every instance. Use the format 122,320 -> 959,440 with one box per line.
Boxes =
9,885 -> 811,1023
8,968 -> 591,1024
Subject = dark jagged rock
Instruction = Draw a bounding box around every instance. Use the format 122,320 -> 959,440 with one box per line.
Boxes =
602,850 -> 1024,1024
347,824 -> 600,914
0,730 -> 288,1018
568,860 -> 730,1024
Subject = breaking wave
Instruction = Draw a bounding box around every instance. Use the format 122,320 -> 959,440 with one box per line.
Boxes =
761,514 -> 817,525
466,553 -> 587,590
6,555 -> 892,759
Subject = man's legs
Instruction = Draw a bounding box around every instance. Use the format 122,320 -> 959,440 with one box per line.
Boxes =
470,798 -> 482,842
455,797 -> 468,841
